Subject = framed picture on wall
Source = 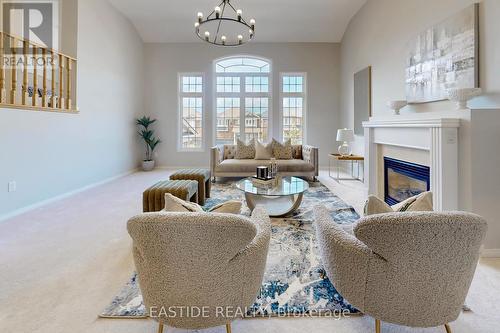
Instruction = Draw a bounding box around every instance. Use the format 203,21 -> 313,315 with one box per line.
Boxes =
405,3 -> 479,103
353,66 -> 372,135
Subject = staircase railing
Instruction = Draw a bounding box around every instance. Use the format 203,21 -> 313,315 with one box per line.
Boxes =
0,31 -> 78,113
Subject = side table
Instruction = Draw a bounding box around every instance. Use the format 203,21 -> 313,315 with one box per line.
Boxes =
328,153 -> 364,182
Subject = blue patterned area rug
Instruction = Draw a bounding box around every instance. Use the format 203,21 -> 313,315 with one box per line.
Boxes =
99,180 -> 360,318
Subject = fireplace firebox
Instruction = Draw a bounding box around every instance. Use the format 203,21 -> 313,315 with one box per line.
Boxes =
384,157 -> 430,205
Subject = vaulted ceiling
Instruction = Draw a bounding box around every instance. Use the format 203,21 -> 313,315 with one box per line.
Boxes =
107,0 -> 367,43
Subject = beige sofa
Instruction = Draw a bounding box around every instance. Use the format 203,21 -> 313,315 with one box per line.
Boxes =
314,206 -> 487,333
210,144 -> 318,182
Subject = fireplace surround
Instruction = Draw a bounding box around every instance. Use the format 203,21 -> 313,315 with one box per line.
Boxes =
363,118 -> 460,211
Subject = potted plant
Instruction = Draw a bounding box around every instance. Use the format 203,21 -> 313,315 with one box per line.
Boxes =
137,116 -> 161,171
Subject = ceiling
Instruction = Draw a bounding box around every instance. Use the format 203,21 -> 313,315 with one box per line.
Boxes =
107,0 -> 367,43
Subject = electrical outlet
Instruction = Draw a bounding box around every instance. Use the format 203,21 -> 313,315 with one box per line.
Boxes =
8,181 -> 16,192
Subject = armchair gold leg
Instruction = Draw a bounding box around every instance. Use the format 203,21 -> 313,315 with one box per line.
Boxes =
226,322 -> 232,333
157,322 -> 164,333
375,319 -> 381,333
445,324 -> 452,333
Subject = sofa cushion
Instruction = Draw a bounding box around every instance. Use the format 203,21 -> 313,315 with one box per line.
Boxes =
216,159 -> 314,173
235,139 -> 256,159
292,145 -> 303,159
255,141 -> 273,160
276,159 -> 315,172
272,139 -> 293,159
223,145 -> 237,159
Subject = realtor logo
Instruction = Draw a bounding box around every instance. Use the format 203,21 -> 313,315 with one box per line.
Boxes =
2,0 -> 58,52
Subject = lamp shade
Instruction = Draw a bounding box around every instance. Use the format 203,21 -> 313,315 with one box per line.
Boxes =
336,128 -> 354,142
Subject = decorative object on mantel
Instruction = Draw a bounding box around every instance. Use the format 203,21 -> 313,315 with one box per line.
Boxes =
336,128 -> 354,156
405,4 -> 479,103
447,88 -> 482,110
136,116 -> 161,171
387,100 -> 408,115
195,0 -> 255,47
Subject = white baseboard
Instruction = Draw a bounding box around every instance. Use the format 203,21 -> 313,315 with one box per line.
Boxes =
481,248 -> 500,258
0,168 -> 138,222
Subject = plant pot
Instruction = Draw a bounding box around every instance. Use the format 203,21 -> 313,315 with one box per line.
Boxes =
142,160 -> 155,171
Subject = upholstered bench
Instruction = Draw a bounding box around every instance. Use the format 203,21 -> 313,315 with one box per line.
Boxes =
143,180 -> 198,212
169,168 -> 211,205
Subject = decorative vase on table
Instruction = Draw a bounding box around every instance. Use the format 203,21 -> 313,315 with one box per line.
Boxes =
446,88 -> 482,111
336,128 -> 354,157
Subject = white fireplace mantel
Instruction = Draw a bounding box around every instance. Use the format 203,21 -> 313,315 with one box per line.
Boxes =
363,118 -> 461,211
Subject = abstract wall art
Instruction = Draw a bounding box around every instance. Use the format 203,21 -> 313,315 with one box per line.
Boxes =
405,4 -> 479,103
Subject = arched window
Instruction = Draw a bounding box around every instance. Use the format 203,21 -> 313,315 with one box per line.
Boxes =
214,56 -> 271,145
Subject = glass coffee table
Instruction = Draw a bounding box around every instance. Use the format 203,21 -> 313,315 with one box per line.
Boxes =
236,176 -> 309,217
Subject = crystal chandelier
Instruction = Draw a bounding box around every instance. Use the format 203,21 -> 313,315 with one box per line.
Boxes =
195,0 -> 255,46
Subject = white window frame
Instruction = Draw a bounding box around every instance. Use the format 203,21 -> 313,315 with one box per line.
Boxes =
213,55 -> 273,146
177,72 -> 205,152
279,72 -> 307,144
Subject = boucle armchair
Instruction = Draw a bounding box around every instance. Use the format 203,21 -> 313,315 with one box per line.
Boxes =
314,206 -> 487,333
127,207 -> 271,333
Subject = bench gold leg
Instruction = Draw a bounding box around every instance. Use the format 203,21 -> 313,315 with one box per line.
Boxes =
375,319 -> 381,333
157,322 -> 164,333
226,322 -> 232,333
445,324 -> 452,333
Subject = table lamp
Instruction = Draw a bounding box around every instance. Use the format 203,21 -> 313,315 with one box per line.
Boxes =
336,128 -> 354,156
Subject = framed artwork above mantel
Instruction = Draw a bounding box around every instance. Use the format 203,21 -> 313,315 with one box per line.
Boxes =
405,3 -> 479,104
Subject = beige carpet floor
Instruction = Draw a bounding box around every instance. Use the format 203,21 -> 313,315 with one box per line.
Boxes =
0,169 -> 499,333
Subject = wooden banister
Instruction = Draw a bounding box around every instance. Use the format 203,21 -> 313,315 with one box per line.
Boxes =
0,32 -> 5,103
51,50 -> 56,108
42,48 -> 47,107
58,54 -> 64,109
32,46 -> 38,107
10,37 -> 17,104
66,57 -> 72,110
0,31 -> 78,113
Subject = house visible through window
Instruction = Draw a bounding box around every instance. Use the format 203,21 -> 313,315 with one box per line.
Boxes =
281,73 -> 306,145
215,57 -> 271,145
179,74 -> 204,150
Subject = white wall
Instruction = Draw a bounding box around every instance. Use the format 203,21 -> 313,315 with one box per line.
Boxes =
339,0 -> 500,250
340,0 -> 500,154
143,43 -> 341,168
0,0 -> 144,218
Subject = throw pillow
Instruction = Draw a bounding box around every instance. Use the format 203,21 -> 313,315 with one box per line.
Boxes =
163,193 -> 242,215
208,200 -> 242,214
392,191 -> 433,212
363,191 -> 433,216
255,141 -> 273,160
292,145 -> 303,159
363,195 -> 393,216
235,139 -> 255,159
272,139 -> 293,159
163,193 -> 204,212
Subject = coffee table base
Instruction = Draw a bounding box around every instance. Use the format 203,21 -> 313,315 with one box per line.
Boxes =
245,192 -> 304,217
